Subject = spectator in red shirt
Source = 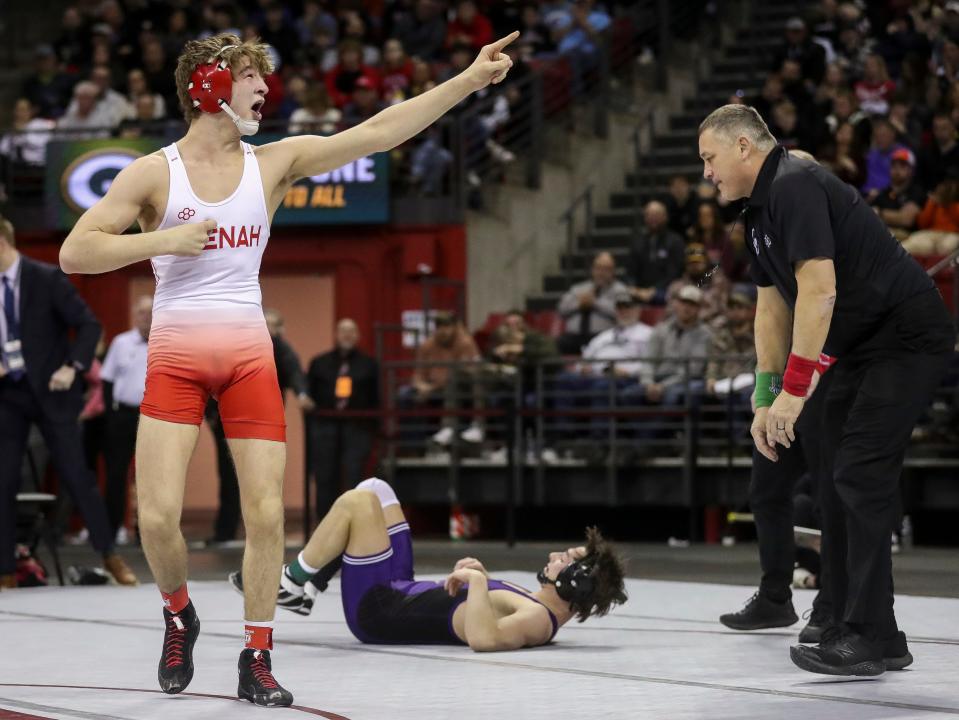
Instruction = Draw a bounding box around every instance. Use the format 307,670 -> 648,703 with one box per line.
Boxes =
326,39 -> 380,108
854,53 -> 896,116
445,0 -> 493,52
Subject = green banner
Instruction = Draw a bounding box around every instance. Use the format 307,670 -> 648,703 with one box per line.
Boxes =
45,134 -> 390,230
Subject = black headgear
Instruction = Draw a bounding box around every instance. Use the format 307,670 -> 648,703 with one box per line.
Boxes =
537,558 -> 596,606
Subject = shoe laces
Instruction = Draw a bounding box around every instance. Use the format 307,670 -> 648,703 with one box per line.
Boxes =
821,624 -> 842,646
742,591 -> 760,608
164,615 -> 187,668
250,652 -> 279,690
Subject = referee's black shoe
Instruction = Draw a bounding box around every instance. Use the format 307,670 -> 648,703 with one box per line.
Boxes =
158,601 -> 200,694
804,625 -> 913,670
238,648 -> 294,707
798,605 -> 833,643
719,592 -> 798,630
882,630 -> 914,670
789,631 -> 885,676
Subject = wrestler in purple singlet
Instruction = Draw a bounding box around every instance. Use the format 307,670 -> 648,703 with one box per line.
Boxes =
340,521 -> 558,645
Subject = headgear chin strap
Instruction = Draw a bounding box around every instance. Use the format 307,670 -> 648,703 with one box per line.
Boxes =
537,558 -> 596,607
187,44 -> 260,136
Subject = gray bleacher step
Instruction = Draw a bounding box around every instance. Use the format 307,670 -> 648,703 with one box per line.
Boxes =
526,293 -> 563,312
594,210 -> 636,229
646,146 -> 703,166
560,248 -> 630,270
656,130 -> 700,149
626,165 -> 704,187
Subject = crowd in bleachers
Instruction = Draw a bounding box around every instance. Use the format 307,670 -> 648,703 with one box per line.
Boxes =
398,1 -> 959,460
1,0 -> 636,201
732,3 -> 959,258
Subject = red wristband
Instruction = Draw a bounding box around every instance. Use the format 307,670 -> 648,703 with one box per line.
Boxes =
782,353 -> 819,396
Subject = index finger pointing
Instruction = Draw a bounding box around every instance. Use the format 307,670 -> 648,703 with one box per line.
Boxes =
490,31 -> 520,53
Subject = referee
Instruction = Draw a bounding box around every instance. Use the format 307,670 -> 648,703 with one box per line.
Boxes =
698,105 -> 955,676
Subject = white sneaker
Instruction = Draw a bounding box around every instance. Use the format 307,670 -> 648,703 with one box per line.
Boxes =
67,528 -> 89,546
460,425 -> 485,444
431,426 -> 455,446
486,139 -> 515,164
540,448 -> 560,465
487,447 -> 508,464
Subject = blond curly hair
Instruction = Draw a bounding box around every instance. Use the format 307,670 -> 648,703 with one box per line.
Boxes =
174,33 -> 274,123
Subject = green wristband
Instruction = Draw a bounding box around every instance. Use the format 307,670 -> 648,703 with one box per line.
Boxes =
754,372 -> 783,408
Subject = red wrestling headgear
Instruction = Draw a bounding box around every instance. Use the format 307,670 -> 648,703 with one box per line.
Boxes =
186,44 -> 260,135
187,56 -> 233,113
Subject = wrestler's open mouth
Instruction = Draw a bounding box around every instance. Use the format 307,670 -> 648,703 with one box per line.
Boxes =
251,98 -> 264,120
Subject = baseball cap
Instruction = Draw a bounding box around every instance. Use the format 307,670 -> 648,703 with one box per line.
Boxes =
890,148 -> 915,167
677,285 -> 703,305
785,17 -> 806,31
615,293 -> 638,307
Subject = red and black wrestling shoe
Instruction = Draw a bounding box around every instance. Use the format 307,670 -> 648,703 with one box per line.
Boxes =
158,601 -> 200,693
238,648 -> 294,707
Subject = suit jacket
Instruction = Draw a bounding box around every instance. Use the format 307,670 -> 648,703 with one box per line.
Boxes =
272,334 -> 307,396
308,348 -> 380,415
14,256 -> 101,420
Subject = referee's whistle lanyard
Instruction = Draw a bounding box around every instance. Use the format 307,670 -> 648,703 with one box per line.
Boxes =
699,203 -> 748,289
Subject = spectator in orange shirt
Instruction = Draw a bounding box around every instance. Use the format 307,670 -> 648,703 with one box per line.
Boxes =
903,170 -> 959,256
403,312 -> 485,447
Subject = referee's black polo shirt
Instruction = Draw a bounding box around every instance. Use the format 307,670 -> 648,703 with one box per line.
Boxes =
744,145 -> 934,357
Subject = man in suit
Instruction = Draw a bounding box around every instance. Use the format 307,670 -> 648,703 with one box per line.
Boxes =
0,216 -> 137,587
307,318 -> 379,523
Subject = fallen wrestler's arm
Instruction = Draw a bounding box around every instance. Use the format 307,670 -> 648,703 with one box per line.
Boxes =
445,568 -> 553,652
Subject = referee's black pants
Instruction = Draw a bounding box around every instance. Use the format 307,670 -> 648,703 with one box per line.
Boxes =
309,418 -> 374,523
750,372 -> 831,615
819,290 -> 953,640
103,404 -> 139,538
